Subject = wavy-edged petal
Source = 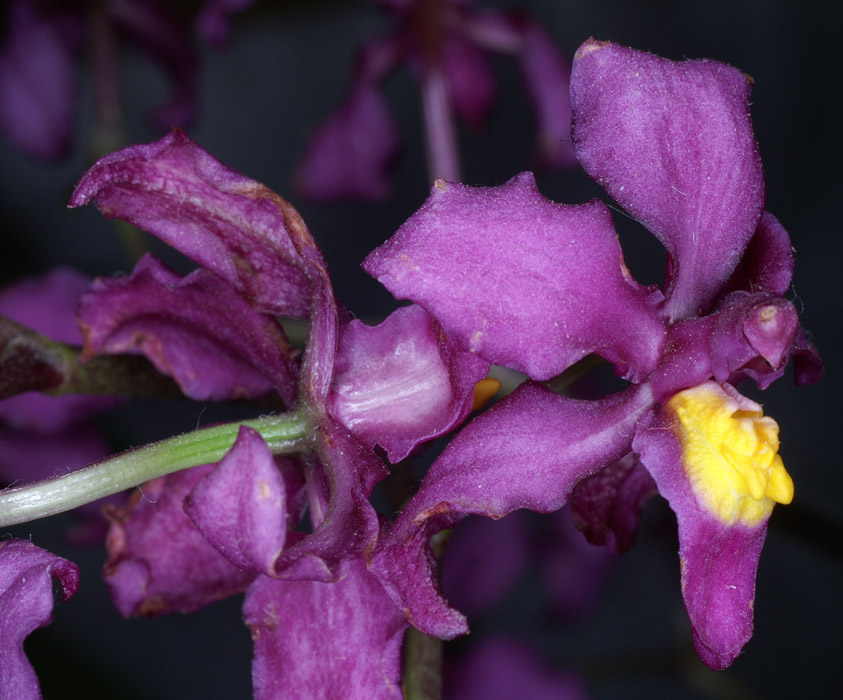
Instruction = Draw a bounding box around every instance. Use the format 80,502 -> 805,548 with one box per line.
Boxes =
370,381 -> 654,638
243,559 -> 406,700
69,129 -> 314,317
633,390 -> 777,669
295,81 -> 400,202
79,254 -> 298,404
570,452 -> 657,555
364,173 -> 665,382
329,304 -> 489,462
571,38 -> 764,320
103,464 -> 255,617
0,540 -> 79,700
184,427 -> 288,575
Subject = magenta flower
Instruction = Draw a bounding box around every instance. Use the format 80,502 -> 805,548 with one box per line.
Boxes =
364,39 -> 821,670
296,0 -> 576,200
68,128 -> 488,696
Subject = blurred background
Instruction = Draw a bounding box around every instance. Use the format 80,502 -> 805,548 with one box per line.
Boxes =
1,1 -> 840,698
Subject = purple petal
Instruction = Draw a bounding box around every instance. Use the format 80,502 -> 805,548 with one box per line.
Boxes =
184,427 -> 287,575
725,212 -> 795,297
106,0 -> 199,128
570,452 -> 657,555
633,383 -> 788,669
295,82 -> 400,202
440,511 -> 532,617
79,254 -> 298,404
444,636 -> 589,700
370,381 -> 654,638
243,559 -> 406,700
104,464 -> 255,617
329,304 -> 489,462
0,0 -> 76,160
0,540 -> 79,700
517,22 -> 576,169
444,38 -> 496,128
571,39 -> 764,320
364,173 -> 666,382
69,129 -> 314,317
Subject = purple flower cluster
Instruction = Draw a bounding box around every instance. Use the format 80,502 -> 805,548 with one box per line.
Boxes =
0,36 -> 821,698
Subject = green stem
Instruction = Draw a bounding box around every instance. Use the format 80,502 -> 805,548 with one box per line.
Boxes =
403,627 -> 443,700
0,413 -> 308,527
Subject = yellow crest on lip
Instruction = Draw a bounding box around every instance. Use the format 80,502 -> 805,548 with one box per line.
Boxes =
667,382 -> 793,526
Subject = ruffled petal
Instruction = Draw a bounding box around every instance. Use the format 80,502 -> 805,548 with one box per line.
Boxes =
79,254 -> 298,405
517,22 -> 576,169
364,173 -> 666,382
295,82 -> 400,202
570,452 -> 657,555
0,0 -> 76,160
329,304 -> 489,462
633,383 -> 787,669
184,427 -> 288,575
243,559 -> 406,700
370,381 -> 654,638
0,540 -> 79,700
69,129 -> 314,317
103,464 -> 255,617
444,636 -> 589,700
571,39 -> 764,320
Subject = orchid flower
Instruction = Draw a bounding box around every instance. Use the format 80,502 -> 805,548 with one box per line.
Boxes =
3,128 -> 484,697
364,38 -> 822,670
296,0 -> 576,200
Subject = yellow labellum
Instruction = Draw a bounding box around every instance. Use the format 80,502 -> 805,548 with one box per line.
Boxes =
667,382 -> 793,526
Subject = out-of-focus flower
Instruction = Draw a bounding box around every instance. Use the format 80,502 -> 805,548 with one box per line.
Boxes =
0,540 -> 79,700
296,0 -> 576,201
365,38 -> 821,669
69,128 -> 488,696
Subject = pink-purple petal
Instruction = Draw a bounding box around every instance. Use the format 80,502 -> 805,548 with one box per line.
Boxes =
329,304 -> 489,462
0,540 -> 79,700
79,254 -> 298,404
184,427 -> 288,575
295,82 -> 401,202
243,559 -> 406,700
443,38 -> 497,128
103,464 -> 255,617
571,39 -> 764,320
725,212 -> 795,297
69,129 -> 313,317
370,381 -> 654,638
364,173 -> 666,382
633,404 -> 769,669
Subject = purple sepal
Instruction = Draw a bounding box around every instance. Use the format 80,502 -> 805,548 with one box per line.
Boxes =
184,427 -> 288,575
444,636 -> 589,700
243,559 -> 406,700
0,0 -> 76,160
443,38 -> 496,128
70,129 -> 313,317
364,173 -> 666,382
571,39 -> 764,320
79,254 -> 298,405
104,465 -> 255,617
633,405 -> 767,669
329,304 -> 489,462
370,382 -> 653,638
295,82 -> 401,202
0,540 -> 79,700
570,452 -> 657,555
517,22 -> 576,169
725,212 -> 795,297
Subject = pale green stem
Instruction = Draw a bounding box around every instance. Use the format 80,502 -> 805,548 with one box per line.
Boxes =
0,412 -> 308,527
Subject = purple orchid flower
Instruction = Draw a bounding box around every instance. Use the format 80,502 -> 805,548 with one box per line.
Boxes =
364,38 -> 822,670
68,128 -> 489,696
296,0 -> 576,201
0,540 -> 79,700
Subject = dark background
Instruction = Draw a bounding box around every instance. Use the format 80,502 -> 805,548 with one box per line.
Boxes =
1,1 -> 841,698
